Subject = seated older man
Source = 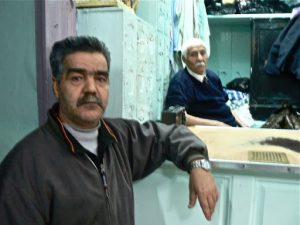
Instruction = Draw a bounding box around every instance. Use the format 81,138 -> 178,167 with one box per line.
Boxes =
165,38 -> 247,127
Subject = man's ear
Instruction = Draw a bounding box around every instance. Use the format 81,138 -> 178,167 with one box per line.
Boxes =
52,77 -> 59,98
181,55 -> 187,65
181,54 -> 188,68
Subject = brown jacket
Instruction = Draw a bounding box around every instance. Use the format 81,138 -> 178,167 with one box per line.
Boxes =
0,103 -> 208,225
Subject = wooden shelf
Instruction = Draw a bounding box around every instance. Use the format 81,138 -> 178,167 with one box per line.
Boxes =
208,13 -> 291,19
208,13 -> 291,25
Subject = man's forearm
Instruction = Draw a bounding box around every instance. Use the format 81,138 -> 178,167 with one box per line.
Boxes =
185,113 -> 230,127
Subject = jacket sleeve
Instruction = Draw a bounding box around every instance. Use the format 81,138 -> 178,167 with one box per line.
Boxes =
109,119 -> 208,180
0,152 -> 46,225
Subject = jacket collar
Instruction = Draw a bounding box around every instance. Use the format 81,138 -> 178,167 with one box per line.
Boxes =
48,103 -> 117,155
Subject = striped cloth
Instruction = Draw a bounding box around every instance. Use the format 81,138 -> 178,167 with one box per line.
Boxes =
225,89 -> 249,109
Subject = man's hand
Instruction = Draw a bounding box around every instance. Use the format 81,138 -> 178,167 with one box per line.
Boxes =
188,168 -> 219,221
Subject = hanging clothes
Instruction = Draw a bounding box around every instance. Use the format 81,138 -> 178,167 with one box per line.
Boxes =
264,14 -> 300,80
175,0 -> 199,51
197,0 -> 211,57
172,0 -> 210,55
171,0 -> 211,73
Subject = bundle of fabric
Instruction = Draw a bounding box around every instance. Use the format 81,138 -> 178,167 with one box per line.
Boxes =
205,0 -> 236,15
225,89 -> 255,127
236,0 -> 272,14
226,77 -> 250,93
262,104 -> 300,129
205,0 -> 291,15
225,89 -> 249,109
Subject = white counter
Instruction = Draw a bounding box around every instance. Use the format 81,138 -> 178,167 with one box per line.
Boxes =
134,126 -> 300,225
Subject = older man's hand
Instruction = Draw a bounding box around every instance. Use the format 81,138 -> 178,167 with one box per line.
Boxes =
188,168 -> 219,221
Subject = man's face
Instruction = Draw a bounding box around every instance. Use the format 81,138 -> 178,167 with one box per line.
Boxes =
53,52 -> 109,129
183,45 -> 208,75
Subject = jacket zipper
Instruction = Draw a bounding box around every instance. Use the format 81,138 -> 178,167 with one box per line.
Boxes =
85,154 -> 112,225
100,162 -> 112,225
100,163 -> 109,197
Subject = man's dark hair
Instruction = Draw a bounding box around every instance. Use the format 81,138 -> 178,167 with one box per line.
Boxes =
50,36 -> 111,79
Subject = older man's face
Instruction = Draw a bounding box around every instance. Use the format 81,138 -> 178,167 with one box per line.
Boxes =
183,45 -> 208,75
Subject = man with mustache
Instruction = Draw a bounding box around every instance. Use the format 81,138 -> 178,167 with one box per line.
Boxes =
0,36 -> 218,225
165,38 -> 246,127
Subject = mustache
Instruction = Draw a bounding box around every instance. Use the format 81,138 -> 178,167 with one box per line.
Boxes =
77,95 -> 103,108
195,62 -> 206,67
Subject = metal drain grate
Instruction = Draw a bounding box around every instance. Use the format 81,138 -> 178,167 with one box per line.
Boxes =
248,151 -> 289,164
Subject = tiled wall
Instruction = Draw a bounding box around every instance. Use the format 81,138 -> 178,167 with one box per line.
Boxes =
77,7 -> 160,122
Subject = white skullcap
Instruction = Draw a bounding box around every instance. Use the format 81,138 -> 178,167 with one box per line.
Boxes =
181,38 -> 208,58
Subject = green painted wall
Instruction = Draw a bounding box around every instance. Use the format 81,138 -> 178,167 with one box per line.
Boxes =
0,0 -> 38,161
208,18 -> 252,86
